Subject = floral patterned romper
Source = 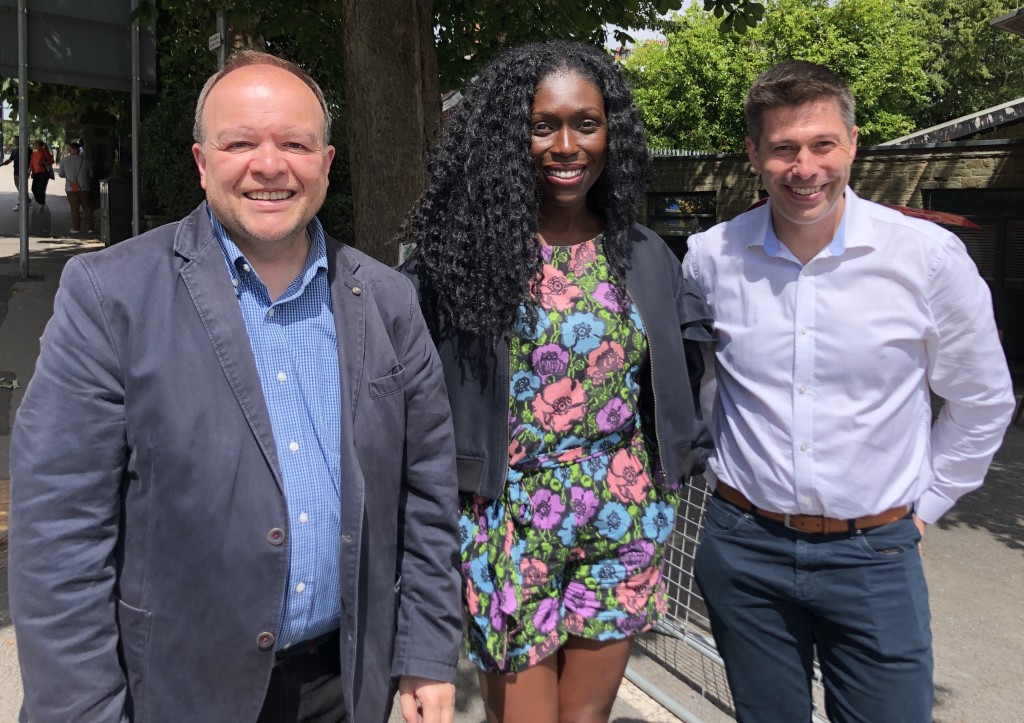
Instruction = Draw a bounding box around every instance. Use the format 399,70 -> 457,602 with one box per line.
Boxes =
460,236 -> 681,674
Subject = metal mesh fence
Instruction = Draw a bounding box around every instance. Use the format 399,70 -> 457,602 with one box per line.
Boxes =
637,474 -> 829,722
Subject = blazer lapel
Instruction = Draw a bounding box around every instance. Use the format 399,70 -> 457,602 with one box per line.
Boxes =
177,208 -> 283,490
327,238 -> 366,644
328,240 -> 365,420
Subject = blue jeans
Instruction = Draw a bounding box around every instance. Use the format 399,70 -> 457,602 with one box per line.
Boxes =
694,494 -> 932,723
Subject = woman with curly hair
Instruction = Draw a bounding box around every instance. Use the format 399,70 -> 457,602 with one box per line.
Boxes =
400,39 -> 712,722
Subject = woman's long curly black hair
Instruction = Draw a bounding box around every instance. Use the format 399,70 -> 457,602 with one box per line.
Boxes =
399,39 -> 651,345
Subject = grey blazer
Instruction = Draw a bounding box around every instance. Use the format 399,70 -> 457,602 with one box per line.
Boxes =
9,203 -> 462,723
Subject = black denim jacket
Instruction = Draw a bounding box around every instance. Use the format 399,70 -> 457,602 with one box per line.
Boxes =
402,223 -> 714,499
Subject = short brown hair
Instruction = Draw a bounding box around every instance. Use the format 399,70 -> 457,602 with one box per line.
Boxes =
193,50 -> 331,145
744,60 -> 855,142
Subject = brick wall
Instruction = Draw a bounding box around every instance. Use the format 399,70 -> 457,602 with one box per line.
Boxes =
646,139 -> 1024,223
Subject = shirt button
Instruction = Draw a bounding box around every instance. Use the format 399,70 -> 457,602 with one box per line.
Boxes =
268,308 -> 275,318
800,495 -> 813,505
289,441 -> 299,453
277,371 -> 287,382
242,264 -> 251,273
295,582 -> 306,593
257,631 -> 275,650
299,512 -> 309,524
267,528 -> 285,545
800,443 -> 809,452
231,278 -> 239,287
798,385 -> 807,394
800,327 -> 808,335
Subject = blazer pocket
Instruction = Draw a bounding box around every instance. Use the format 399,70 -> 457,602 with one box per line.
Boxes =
369,364 -> 407,398
116,599 -> 152,722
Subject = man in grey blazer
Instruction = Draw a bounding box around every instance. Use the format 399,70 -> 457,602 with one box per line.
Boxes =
9,50 -> 461,723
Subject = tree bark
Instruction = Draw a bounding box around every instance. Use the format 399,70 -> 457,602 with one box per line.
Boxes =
340,0 -> 439,263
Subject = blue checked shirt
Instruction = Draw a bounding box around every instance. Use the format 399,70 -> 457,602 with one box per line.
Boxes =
210,211 -> 341,649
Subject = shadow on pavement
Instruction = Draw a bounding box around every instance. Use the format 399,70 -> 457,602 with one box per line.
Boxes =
937,423 -> 1024,552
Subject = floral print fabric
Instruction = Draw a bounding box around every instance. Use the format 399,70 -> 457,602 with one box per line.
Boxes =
461,237 -> 680,674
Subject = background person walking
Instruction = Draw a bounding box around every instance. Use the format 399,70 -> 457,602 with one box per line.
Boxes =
58,142 -> 94,234
28,139 -> 54,211
1,134 -> 22,211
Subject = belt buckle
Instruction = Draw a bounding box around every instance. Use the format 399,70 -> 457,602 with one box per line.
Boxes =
783,513 -> 828,533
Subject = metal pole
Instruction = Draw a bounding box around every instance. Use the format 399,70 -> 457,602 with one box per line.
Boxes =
216,10 -> 226,69
17,0 -> 28,278
130,0 -> 140,238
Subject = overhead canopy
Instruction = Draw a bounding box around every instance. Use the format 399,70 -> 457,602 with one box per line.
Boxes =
0,0 -> 155,93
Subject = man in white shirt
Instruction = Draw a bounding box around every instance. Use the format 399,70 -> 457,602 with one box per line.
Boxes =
684,60 -> 1015,723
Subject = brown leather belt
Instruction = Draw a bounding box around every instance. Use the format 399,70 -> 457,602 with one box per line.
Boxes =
715,482 -> 910,534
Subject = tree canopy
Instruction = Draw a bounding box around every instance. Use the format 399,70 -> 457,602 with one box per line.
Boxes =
916,0 -> 1024,129
624,0 -> 1024,153
435,0 -> 680,88
623,0 -> 934,152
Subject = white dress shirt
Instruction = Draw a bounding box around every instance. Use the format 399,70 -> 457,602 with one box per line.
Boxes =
684,188 -> 1015,523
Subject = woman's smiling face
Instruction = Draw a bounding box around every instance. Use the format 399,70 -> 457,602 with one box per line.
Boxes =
530,71 -> 608,218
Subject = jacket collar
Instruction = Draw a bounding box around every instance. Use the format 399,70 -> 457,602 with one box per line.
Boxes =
173,202 -> 220,261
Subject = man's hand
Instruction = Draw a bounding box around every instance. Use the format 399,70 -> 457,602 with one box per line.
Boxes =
398,676 -> 455,723
913,513 -> 926,555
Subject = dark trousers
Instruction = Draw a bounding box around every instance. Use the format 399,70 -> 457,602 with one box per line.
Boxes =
257,633 -> 348,723
31,174 -> 48,205
694,494 -> 933,723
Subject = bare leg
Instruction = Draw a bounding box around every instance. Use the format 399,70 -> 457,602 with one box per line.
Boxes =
557,636 -> 634,723
479,654 -> 559,723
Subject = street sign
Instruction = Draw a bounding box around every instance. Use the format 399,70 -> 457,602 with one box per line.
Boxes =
209,32 -> 221,51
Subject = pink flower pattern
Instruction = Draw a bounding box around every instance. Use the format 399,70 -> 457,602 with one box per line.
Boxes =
531,377 -> 586,433
587,340 -> 625,385
607,447 -> 651,504
537,264 -> 582,311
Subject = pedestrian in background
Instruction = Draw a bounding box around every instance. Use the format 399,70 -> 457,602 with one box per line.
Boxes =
58,141 -> 94,234
1,134 -> 21,211
28,139 -> 54,211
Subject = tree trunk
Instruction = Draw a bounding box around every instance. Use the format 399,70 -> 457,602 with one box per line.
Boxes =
340,0 -> 439,264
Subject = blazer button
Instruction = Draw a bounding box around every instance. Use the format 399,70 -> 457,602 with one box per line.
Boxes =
257,632 -> 275,650
351,286 -> 361,295
267,528 -> 285,545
